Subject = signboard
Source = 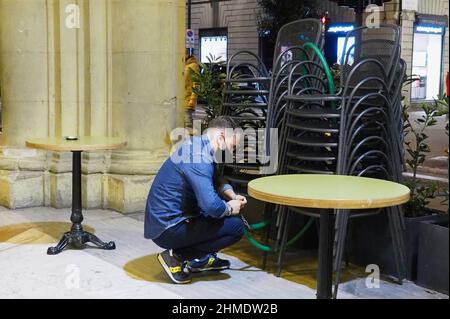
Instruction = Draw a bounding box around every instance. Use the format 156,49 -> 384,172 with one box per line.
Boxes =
416,14 -> 449,28
415,25 -> 445,34
186,29 -> 195,48
327,24 -> 354,34
199,28 -> 228,63
200,35 -> 227,63
403,0 -> 418,11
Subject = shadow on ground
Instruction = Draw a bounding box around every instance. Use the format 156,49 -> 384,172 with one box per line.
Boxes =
0,222 -> 95,245
123,254 -> 231,284
223,236 -> 368,290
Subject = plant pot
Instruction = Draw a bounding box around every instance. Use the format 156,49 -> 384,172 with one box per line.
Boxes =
416,214 -> 449,295
348,210 -> 444,281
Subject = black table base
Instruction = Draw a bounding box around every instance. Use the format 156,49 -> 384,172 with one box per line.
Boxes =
47,151 -> 116,255
47,229 -> 116,255
317,211 -> 335,299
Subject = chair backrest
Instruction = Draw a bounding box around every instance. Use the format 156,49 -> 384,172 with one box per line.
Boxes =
272,19 -> 323,75
226,50 -> 269,79
339,25 -> 401,90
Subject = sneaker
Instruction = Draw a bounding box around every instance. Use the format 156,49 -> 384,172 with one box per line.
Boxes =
157,249 -> 191,284
187,253 -> 230,273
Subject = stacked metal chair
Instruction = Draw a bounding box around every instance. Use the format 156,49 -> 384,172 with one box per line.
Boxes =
219,51 -> 270,191
219,21 -> 408,298
218,19 -> 326,273
266,19 -> 325,140
219,19 -> 324,192
276,25 -> 407,298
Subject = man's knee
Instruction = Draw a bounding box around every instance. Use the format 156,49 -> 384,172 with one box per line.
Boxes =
226,216 -> 245,239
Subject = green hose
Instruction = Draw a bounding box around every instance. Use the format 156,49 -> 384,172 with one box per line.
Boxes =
303,42 -> 335,95
244,230 -> 272,252
244,217 -> 315,252
248,220 -> 270,231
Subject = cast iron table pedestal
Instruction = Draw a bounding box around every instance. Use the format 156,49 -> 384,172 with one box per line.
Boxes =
26,136 -> 127,255
47,151 -> 116,255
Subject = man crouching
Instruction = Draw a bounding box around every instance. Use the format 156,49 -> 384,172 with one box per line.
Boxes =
144,116 -> 247,284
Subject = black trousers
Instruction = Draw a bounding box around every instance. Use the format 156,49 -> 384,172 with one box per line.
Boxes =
153,216 -> 244,261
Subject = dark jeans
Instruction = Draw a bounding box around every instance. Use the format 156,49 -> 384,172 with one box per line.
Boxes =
153,216 -> 244,261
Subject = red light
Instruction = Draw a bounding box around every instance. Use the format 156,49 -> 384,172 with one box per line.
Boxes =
321,11 -> 330,25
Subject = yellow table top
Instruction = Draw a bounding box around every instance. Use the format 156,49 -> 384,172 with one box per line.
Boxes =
248,174 -> 410,210
26,136 -> 127,152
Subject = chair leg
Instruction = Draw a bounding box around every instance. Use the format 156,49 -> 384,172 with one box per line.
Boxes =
333,210 -> 350,299
391,206 -> 407,278
274,205 -> 286,253
333,212 -> 342,263
262,204 -> 273,270
388,206 -> 406,271
387,207 -> 405,284
315,218 -> 320,237
344,224 -> 351,268
344,248 -> 350,268
276,208 -> 291,277
393,206 -> 407,263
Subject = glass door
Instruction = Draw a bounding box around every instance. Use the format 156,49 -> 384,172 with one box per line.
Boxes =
411,25 -> 445,101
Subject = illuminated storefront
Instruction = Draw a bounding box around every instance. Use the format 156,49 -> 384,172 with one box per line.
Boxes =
411,15 -> 448,101
199,28 -> 228,63
324,23 -> 355,65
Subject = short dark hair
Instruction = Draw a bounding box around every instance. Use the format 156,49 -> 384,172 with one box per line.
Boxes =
207,116 -> 239,130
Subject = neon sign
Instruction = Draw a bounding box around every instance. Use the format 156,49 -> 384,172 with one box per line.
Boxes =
415,25 -> 444,34
327,24 -> 354,33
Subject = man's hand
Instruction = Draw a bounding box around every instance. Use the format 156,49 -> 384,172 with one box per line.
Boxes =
236,195 -> 247,208
227,199 -> 242,215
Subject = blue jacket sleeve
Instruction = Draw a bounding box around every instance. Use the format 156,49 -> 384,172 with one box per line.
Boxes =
216,178 -> 233,194
183,162 -> 229,218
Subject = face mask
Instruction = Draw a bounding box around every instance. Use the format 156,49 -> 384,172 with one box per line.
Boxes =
218,136 -> 227,151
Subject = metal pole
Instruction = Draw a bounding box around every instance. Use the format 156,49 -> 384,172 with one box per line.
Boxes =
317,210 -> 334,299
188,0 -> 192,29
355,0 -> 364,27
398,0 -> 403,26
70,151 -> 83,233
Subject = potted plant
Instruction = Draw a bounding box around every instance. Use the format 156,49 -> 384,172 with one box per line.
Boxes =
348,99 -> 448,283
416,95 -> 449,294
399,99 -> 448,282
416,215 -> 449,294
189,54 -> 226,129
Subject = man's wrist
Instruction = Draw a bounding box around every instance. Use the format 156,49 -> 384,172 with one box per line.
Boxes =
225,203 -> 233,216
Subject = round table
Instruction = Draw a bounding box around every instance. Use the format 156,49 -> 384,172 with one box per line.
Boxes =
26,136 -> 127,255
248,174 -> 410,299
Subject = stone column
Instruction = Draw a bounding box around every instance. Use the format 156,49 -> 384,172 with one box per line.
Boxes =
399,9 -> 416,106
106,0 -> 185,213
0,0 -> 185,213
0,0 -> 48,208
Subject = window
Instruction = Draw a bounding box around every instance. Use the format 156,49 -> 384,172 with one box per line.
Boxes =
411,24 -> 445,101
324,23 -> 355,66
199,28 -> 228,63
337,36 -> 355,65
